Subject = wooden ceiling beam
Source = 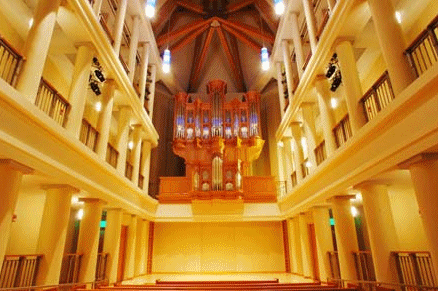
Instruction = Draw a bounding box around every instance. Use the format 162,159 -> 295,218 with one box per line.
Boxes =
175,0 -> 206,15
157,19 -> 211,46
226,30 -> 247,91
218,18 -> 275,44
190,26 -> 215,90
170,23 -> 210,53
254,2 -> 278,33
188,33 -> 204,92
226,0 -> 254,14
221,24 -> 261,53
152,0 -> 178,32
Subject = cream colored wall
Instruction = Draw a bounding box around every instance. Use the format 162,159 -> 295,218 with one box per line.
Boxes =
7,189 -> 46,255
153,221 -> 286,273
388,184 -> 429,251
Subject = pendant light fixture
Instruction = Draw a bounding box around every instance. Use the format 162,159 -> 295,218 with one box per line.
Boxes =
274,0 -> 285,15
145,0 -> 156,18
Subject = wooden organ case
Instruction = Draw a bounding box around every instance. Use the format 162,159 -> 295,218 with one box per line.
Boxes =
158,80 -> 277,204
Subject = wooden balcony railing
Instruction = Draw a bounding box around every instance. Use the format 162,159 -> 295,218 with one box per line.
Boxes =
314,140 -> 327,165
95,252 -> 108,281
314,0 -> 330,41
405,15 -> 438,78
328,251 -> 341,280
333,114 -> 352,148
291,171 -> 297,187
125,161 -> 133,180
119,55 -> 130,75
59,253 -> 82,284
35,78 -> 70,127
138,173 -> 145,189
392,251 -> 436,291
0,254 -> 42,288
0,35 -> 24,86
80,119 -> 99,152
353,251 -> 376,283
99,14 -> 114,45
106,143 -> 118,168
276,180 -> 287,198
360,71 -> 395,122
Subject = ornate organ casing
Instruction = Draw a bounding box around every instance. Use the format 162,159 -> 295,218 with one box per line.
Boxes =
159,80 -> 275,203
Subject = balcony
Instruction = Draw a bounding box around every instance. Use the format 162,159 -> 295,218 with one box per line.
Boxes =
35,78 -> 70,127
0,34 -> 24,87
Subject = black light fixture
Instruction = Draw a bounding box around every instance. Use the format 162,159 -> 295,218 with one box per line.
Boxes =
90,80 -> 101,95
330,71 -> 342,92
92,57 -> 106,83
326,53 -> 338,78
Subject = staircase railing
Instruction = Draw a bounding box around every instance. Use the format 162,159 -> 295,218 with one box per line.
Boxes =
0,254 -> 42,288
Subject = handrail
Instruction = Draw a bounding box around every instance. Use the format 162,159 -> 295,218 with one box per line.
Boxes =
35,78 -> 70,127
330,278 -> 438,289
80,119 -> 99,152
106,143 -> 119,168
333,114 -> 352,148
0,34 -> 25,86
0,254 -> 43,288
0,279 -> 108,291
314,140 -> 326,165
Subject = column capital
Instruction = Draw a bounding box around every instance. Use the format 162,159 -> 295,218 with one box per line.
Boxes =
300,102 -> 315,108
79,198 -> 107,205
105,207 -> 123,212
333,37 -> 355,48
139,41 -> 150,47
74,42 -> 95,50
41,184 -> 80,193
328,195 -> 355,202
311,204 -> 330,210
354,180 -> 389,190
398,153 -> 438,169
314,74 -> 327,82
0,159 -> 34,174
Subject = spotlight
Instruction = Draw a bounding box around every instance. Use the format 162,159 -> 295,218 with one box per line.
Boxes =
90,81 -> 101,95
326,64 -> 336,78
330,72 -> 342,92
94,69 -> 105,82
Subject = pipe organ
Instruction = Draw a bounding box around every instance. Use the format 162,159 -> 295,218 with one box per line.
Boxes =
159,80 -> 274,203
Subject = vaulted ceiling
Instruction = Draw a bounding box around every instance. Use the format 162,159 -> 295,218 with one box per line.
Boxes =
151,0 -> 279,93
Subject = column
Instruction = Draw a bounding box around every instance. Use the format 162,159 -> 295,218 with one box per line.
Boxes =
315,76 -> 336,156
134,219 -> 149,276
128,15 -> 140,82
356,182 -> 400,283
299,213 -> 313,278
367,0 -> 414,95
139,43 -> 150,109
282,40 -> 296,100
0,160 -> 33,263
335,40 -> 366,135
403,153 -> 438,280
130,125 -> 143,186
291,12 -> 305,78
116,107 -> 132,175
113,0 -> 128,56
330,195 -> 359,280
301,103 -> 317,172
282,137 -> 294,191
65,45 -> 95,139
276,62 -> 286,117
77,198 -> 105,283
290,216 -> 303,275
148,65 -> 157,117
36,185 -> 79,286
96,79 -> 116,160
302,0 -> 318,53
124,214 -> 137,279
276,144 -> 287,197
103,208 -> 123,285
327,0 -> 336,12
92,0 -> 104,16
140,140 -> 152,193
312,206 -> 335,282
16,0 -> 61,102
290,123 -> 304,183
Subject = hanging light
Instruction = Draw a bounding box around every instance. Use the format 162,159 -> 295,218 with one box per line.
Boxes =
261,47 -> 270,71
162,49 -> 171,73
145,0 -> 156,18
274,0 -> 284,15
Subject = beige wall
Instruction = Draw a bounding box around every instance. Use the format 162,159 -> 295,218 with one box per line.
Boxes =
153,221 -> 286,273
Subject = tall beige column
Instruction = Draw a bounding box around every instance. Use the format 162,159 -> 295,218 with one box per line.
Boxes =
312,206 -> 334,282
134,219 -> 149,276
0,160 -> 33,263
148,65 -> 157,117
276,144 -> 287,197
330,195 -> 359,280
302,0 -> 318,53
403,154 -> 438,280
116,107 -> 132,175
130,125 -> 143,186
113,0 -> 128,56
335,40 -> 366,135
367,0 -> 414,95
291,12 -> 305,78
276,62 -> 286,117
282,40 -> 296,100
356,182 -> 400,283
291,123 -> 305,183
96,79 -> 116,160
36,185 -> 79,286
128,16 -> 140,82
16,0 -> 61,102
103,208 -> 123,285
77,198 -> 105,283
299,213 -> 313,278
140,140 -> 152,193
301,103 -> 317,172
92,0 -> 104,16
290,216 -> 303,275
315,76 -> 336,156
282,137 -> 294,191
124,214 -> 137,279
65,45 -> 95,139
139,43 -> 150,109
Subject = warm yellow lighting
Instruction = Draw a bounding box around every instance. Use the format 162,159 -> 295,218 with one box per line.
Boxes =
28,18 -> 33,28
95,101 -> 102,112
351,206 -> 358,217
330,97 -> 338,108
76,209 -> 84,220
277,141 -> 284,147
128,141 -> 134,150
395,11 -> 402,24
